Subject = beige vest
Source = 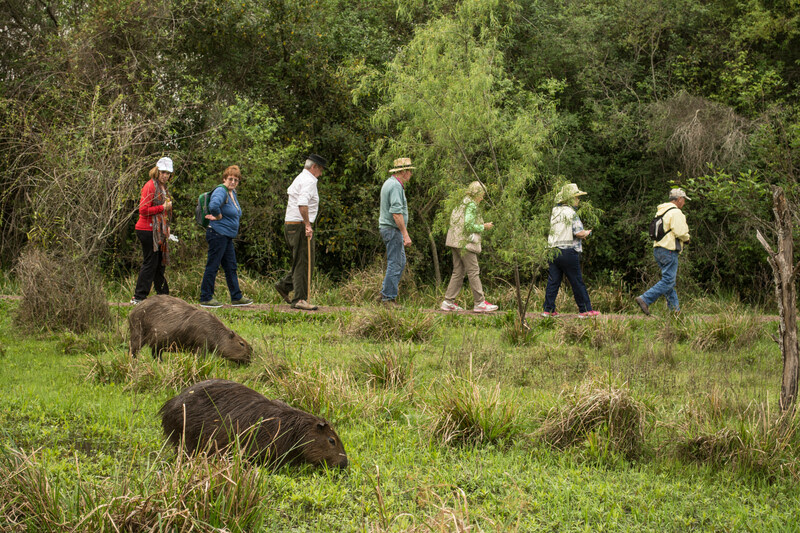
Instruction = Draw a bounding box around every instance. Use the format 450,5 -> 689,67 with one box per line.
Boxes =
445,198 -> 483,254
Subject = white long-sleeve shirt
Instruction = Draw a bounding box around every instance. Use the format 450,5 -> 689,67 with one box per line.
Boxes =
284,169 -> 319,223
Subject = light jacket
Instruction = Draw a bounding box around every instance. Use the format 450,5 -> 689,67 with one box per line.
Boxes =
445,198 -> 485,253
653,202 -> 690,251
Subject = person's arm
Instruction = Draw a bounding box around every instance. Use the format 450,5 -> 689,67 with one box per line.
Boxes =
573,214 -> 591,239
465,202 -> 492,233
671,211 -> 690,242
393,213 -> 412,246
206,186 -> 226,221
138,181 -> 165,216
299,205 -> 313,237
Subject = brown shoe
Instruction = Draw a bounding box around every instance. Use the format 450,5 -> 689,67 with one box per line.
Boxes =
274,283 -> 291,304
382,299 -> 402,309
634,296 -> 650,316
292,299 -> 318,311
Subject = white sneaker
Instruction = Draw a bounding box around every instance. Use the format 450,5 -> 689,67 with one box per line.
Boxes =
440,301 -> 464,312
473,301 -> 498,313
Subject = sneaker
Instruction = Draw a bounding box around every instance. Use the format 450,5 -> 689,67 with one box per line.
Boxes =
274,283 -> 291,304
541,311 -> 559,318
231,297 -> 253,306
291,299 -> 318,311
200,298 -> 223,308
473,301 -> 499,313
635,296 -> 650,316
130,298 -> 142,305
579,310 -> 601,318
440,301 -> 464,312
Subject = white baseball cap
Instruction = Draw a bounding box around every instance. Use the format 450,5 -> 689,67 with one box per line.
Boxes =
669,188 -> 691,200
156,157 -> 174,173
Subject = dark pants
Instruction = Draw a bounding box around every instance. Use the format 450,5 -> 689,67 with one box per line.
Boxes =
543,248 -> 592,313
134,229 -> 168,300
276,223 -> 314,303
200,228 -> 242,302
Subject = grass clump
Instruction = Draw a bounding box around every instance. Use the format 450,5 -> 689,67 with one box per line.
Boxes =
345,307 -> 438,343
264,364 -> 358,422
674,402 -> 800,480
428,375 -> 520,446
536,375 -> 648,459
354,342 -> 415,390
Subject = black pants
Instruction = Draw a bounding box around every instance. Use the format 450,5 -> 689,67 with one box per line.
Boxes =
276,224 -> 314,303
134,229 -> 168,300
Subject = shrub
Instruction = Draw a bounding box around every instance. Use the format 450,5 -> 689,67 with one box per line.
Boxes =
536,375 -> 648,459
15,247 -> 110,333
354,343 -> 415,390
345,307 -> 438,343
674,404 -> 800,480
428,375 -> 520,446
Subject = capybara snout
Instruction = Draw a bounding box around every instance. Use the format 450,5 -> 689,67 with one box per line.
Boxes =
128,295 -> 252,363
159,379 -> 348,468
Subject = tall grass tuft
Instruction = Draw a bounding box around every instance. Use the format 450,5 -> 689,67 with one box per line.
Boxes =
674,401 -> 800,480
345,307 -> 438,343
428,375 -> 520,446
0,443 -> 271,531
85,351 -> 228,393
689,304 -> 766,351
536,375 -> 648,459
264,364 -> 358,422
15,247 -> 110,333
354,342 -> 415,390
558,319 -> 632,349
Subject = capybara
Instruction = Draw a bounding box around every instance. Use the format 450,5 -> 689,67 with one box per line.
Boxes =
159,379 -> 348,468
128,295 -> 252,363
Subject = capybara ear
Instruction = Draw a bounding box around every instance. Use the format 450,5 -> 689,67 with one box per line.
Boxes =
229,330 -> 235,339
317,421 -> 327,430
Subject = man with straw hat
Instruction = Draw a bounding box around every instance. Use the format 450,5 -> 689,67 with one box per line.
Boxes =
635,188 -> 691,316
378,157 -> 414,306
275,154 -> 327,311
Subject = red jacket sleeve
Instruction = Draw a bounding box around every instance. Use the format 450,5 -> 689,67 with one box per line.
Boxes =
139,180 -> 165,216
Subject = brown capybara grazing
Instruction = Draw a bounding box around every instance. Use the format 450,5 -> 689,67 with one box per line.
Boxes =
128,295 -> 252,363
159,379 -> 348,468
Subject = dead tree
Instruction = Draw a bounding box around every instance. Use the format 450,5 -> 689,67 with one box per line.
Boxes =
756,186 -> 800,412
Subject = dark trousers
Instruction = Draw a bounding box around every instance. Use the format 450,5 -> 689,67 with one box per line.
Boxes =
276,224 -> 314,303
543,248 -> 592,313
134,229 -> 168,300
200,228 -> 242,302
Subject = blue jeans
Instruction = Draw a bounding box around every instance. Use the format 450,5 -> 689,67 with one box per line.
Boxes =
641,247 -> 680,310
200,228 -> 242,302
380,226 -> 406,301
543,248 -> 592,313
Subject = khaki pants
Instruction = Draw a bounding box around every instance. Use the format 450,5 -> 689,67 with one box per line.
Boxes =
444,248 -> 484,306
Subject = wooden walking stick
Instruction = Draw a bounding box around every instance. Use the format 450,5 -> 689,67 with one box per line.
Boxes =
307,234 -> 312,303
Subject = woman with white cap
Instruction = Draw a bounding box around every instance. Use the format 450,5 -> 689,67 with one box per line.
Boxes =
131,157 -> 173,304
542,182 -> 599,318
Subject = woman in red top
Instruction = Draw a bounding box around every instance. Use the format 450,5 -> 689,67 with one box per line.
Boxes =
131,157 -> 173,304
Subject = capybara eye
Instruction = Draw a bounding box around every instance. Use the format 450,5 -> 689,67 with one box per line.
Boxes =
328,437 -> 336,446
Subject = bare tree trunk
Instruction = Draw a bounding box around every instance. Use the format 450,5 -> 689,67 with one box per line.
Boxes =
756,186 -> 800,412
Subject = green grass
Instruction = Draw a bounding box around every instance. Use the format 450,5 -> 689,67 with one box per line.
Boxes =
1,292 -> 799,531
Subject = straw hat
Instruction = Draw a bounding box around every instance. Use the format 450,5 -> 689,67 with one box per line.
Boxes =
556,183 -> 587,203
389,157 -> 415,173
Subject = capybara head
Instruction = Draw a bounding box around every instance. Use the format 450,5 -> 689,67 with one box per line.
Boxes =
298,420 -> 348,469
215,328 -> 252,364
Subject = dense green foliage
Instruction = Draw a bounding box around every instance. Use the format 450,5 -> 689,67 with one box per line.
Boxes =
1,0 -> 798,299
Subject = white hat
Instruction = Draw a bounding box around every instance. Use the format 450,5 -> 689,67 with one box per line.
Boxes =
156,157 -> 174,173
669,188 -> 691,200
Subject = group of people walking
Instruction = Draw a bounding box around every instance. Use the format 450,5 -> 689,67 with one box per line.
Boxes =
132,155 -> 691,316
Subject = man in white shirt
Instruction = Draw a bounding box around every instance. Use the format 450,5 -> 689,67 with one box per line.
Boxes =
275,154 -> 327,310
